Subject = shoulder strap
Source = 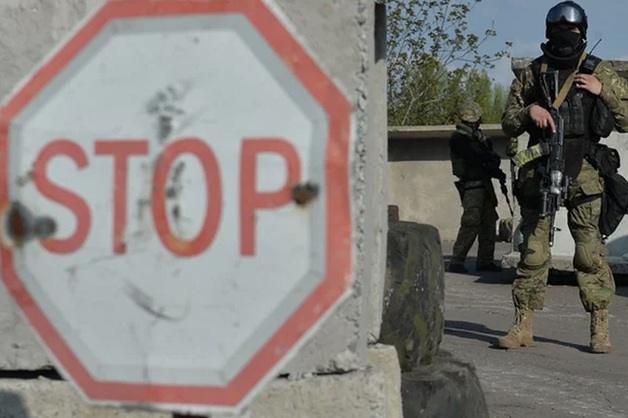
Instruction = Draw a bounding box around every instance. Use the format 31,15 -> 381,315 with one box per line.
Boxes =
580,54 -> 602,74
529,56 -> 544,79
540,51 -> 588,110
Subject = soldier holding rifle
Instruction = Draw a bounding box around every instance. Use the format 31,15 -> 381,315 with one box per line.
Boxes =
499,1 -> 628,353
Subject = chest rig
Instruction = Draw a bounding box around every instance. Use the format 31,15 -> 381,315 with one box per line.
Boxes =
532,53 -> 601,178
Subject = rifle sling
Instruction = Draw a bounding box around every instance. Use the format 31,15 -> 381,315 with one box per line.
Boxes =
540,52 -> 588,110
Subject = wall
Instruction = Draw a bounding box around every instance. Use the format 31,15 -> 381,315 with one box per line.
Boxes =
387,125 -> 514,242
387,124 -> 628,274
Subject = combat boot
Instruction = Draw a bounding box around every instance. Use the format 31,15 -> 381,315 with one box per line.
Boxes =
497,308 -> 534,349
476,262 -> 502,272
590,309 -> 611,354
448,263 -> 468,274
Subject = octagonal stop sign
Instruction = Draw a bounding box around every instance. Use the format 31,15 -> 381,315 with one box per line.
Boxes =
0,0 -> 352,413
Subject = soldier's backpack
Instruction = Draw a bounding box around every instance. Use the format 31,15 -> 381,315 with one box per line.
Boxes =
577,54 -> 628,238
585,143 -> 628,238
600,172 -> 628,238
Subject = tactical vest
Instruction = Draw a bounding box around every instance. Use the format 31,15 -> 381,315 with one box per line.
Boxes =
450,124 -> 491,180
528,54 -> 602,178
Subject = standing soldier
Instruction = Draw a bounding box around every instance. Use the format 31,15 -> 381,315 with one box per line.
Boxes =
449,101 -> 505,274
498,1 -> 628,353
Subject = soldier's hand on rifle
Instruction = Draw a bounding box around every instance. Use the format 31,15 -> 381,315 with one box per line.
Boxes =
529,104 -> 556,132
575,73 -> 602,95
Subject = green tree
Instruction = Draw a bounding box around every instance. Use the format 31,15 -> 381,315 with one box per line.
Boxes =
467,70 -> 492,117
463,69 -> 509,123
386,0 -> 511,125
488,83 -> 509,123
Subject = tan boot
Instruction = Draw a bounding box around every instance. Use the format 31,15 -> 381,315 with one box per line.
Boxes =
497,308 -> 534,349
590,309 -> 611,354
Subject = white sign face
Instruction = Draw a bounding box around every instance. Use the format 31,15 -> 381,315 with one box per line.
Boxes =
0,0 -> 352,413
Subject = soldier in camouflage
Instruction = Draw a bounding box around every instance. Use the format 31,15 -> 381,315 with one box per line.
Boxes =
498,1 -> 628,354
449,101 -> 505,274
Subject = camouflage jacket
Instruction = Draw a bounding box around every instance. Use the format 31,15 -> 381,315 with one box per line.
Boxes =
502,56 -> 628,137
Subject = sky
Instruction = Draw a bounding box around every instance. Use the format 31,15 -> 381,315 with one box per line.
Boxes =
464,0 -> 628,88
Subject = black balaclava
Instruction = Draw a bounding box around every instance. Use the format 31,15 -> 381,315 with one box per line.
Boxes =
461,120 -> 480,132
548,28 -> 582,56
541,26 -> 586,65
461,120 -> 485,143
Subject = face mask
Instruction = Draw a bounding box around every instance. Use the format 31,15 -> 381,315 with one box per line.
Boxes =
549,29 -> 582,56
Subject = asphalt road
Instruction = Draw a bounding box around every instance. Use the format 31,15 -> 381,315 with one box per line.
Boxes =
440,241 -> 628,418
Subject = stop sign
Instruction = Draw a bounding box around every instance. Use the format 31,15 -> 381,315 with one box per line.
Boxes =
0,0 -> 352,413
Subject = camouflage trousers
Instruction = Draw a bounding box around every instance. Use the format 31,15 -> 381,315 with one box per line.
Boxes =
514,159 -> 615,312
451,179 -> 498,265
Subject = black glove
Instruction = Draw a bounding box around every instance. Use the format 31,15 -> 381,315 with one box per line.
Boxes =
480,151 -> 503,180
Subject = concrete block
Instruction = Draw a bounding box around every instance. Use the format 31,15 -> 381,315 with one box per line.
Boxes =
273,0 -> 378,375
0,346 -> 400,418
0,289 -> 53,370
366,343 -> 402,417
0,0 -> 386,378
0,0 -> 105,372
401,350 -> 489,418
365,2 -> 389,345
380,221 -> 445,370
241,344 -> 403,418
0,0 -> 102,99
0,377 -> 170,418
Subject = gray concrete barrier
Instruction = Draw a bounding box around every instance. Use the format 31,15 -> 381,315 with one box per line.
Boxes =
0,0 -> 400,416
381,221 -> 445,370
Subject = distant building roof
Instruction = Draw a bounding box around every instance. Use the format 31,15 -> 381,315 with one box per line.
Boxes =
388,124 -> 508,140
511,57 -> 628,79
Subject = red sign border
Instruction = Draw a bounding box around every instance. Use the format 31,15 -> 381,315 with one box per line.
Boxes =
0,0 -> 352,408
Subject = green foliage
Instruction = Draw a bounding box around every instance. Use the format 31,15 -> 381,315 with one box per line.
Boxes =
488,83 -> 509,123
386,0 -> 512,125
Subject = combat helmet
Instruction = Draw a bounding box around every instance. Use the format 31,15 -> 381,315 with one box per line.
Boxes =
457,101 -> 482,124
546,1 -> 588,40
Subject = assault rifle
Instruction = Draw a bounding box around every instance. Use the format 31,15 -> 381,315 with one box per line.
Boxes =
539,70 -> 570,247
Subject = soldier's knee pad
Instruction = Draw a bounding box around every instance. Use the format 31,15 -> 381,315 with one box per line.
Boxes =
461,207 -> 482,228
574,244 -> 601,273
522,240 -> 548,269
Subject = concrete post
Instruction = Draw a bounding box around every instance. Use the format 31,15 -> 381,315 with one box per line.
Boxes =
0,1 -> 400,416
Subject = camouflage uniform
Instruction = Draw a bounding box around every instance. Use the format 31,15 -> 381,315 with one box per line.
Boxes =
498,2 -> 628,354
449,102 -> 503,273
503,60 -> 628,309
